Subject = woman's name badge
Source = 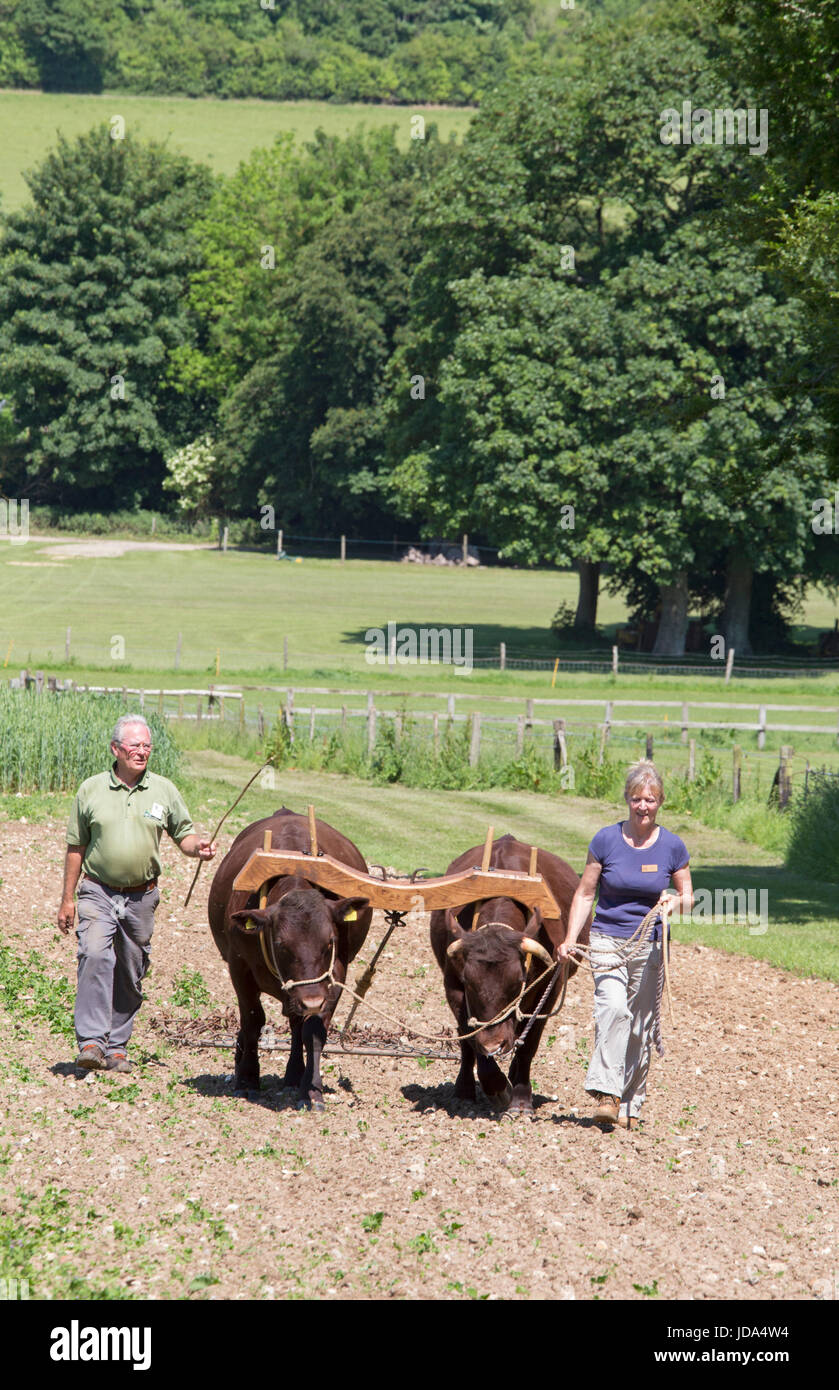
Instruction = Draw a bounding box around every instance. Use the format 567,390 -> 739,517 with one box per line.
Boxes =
641,864 -> 658,872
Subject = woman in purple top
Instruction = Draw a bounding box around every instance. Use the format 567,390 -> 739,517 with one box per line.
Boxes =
560,760 -> 693,1129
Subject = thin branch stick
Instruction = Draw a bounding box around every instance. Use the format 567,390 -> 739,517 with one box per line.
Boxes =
183,759 -> 274,908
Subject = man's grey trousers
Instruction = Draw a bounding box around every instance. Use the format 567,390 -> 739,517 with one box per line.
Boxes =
74,878 -> 160,1054
584,929 -> 662,1121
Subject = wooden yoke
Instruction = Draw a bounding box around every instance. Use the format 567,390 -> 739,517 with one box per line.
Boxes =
471,825 -> 494,929
232,850 -> 561,920
259,829 -> 271,908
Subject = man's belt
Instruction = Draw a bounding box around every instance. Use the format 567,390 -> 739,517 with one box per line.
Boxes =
83,873 -> 158,894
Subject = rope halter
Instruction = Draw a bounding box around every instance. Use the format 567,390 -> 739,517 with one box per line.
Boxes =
446,921 -> 556,1031
242,914 -> 337,995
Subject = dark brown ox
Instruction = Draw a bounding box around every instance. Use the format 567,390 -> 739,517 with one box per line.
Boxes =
429,834 -> 590,1116
208,807 -> 371,1109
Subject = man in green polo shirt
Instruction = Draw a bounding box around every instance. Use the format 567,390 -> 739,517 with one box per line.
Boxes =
58,714 -> 215,1072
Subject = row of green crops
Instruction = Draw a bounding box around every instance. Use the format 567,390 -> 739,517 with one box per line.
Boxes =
0,690 -> 180,792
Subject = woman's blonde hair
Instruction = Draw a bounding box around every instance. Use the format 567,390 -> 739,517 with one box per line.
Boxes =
624,760 -> 664,805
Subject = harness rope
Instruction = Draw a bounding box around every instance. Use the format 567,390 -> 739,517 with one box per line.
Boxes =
244,905 -> 673,1055
565,906 -> 673,1057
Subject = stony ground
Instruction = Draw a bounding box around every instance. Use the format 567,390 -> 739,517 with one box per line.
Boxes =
1,817 -> 837,1302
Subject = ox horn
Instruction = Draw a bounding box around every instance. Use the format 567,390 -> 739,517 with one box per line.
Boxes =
446,938 -> 465,959
519,937 -> 554,968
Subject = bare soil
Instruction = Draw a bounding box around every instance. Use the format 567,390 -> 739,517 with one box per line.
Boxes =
1,817 -> 837,1302
31,538 -> 212,560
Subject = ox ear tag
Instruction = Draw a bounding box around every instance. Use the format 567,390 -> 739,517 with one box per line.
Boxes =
245,917 -> 259,931
343,908 -> 357,921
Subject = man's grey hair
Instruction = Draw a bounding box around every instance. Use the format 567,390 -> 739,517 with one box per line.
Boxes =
111,714 -> 152,746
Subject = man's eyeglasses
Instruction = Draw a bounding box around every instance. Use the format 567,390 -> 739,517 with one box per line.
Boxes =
119,742 -> 153,754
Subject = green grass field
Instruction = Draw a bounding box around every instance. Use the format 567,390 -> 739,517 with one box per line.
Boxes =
0,90 -> 474,214
3,542 -> 839,795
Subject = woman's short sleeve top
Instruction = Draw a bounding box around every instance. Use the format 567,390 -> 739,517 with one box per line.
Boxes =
588,823 -> 689,939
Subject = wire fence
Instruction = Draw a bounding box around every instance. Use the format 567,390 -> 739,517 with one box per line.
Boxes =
4,637 -> 839,680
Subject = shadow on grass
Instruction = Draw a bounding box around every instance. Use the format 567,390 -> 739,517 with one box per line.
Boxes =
341,621 -> 593,659
679,864 -> 839,981
690,863 -> 838,924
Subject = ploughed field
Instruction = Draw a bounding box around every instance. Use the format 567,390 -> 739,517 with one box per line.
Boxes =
1,818 -> 837,1302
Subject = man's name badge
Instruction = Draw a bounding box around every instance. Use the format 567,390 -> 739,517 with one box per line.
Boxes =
641,864 -> 658,872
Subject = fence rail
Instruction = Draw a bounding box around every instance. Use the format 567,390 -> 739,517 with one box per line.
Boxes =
7,675 -> 839,781
6,678 -> 835,803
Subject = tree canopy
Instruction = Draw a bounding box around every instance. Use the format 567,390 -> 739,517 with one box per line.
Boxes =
0,128 -> 214,507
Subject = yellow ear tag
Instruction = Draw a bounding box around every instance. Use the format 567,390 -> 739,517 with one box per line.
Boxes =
245,918 -> 258,932
344,909 -> 357,921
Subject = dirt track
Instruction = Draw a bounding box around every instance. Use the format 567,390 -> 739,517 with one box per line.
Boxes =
1,818 -> 837,1301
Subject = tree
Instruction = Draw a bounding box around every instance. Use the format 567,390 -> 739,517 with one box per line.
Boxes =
174,125 -> 452,533
0,128 -> 214,508
162,435 -> 220,525
380,24 -> 831,650
381,30 -> 760,634
17,0 -> 110,91
713,0 -> 839,449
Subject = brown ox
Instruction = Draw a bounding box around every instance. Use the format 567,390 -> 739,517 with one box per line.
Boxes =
429,834 -> 590,1116
208,807 -> 371,1109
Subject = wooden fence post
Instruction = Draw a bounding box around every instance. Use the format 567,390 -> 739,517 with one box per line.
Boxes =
688,738 -> 696,782
732,745 -> 742,803
340,534 -> 346,565
469,712 -> 482,766
612,645 -> 618,678
500,642 -> 506,671
645,732 -> 654,760
553,718 -> 567,772
462,533 -> 468,564
447,694 -> 455,721
388,629 -> 396,668
308,706 -> 315,740
724,647 -> 735,684
516,714 -> 525,756
525,699 -> 534,730
277,530 -> 283,559
758,705 -> 766,750
779,745 -> 792,809
239,698 -> 245,733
